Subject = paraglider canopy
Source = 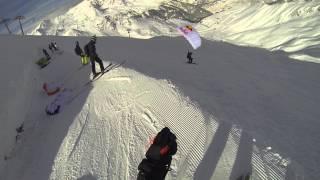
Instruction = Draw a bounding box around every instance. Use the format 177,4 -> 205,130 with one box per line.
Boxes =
177,25 -> 201,50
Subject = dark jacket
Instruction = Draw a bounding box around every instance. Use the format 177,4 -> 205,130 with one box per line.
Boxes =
187,52 -> 193,59
75,42 -> 83,56
85,40 -> 97,57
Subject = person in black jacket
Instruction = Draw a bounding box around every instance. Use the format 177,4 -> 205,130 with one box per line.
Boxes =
85,35 -> 105,76
74,41 -> 84,57
187,51 -> 193,64
137,127 -> 177,180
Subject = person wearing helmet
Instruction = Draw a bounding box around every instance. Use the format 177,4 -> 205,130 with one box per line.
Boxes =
84,35 -> 105,77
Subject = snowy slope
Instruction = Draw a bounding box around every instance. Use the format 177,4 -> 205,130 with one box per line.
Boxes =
1,35 -> 319,179
203,0 -> 320,63
22,0 -> 320,63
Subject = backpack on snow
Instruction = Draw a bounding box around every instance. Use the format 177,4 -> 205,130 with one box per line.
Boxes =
137,127 -> 177,180
81,55 -> 89,65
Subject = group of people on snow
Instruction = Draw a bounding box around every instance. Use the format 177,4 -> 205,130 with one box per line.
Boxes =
42,41 -> 59,60
45,36 -> 106,116
48,42 -> 58,52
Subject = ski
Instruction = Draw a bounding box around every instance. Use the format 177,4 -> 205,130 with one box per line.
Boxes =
86,60 -> 126,84
90,62 -> 114,80
91,60 -> 127,81
67,60 -> 127,104
185,61 -> 197,65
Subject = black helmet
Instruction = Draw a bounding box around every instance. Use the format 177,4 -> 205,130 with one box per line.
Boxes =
91,35 -> 97,42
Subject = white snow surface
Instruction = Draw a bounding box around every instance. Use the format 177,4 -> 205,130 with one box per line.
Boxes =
0,35 -> 319,180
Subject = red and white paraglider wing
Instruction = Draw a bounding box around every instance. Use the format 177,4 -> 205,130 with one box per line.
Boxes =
177,25 -> 201,50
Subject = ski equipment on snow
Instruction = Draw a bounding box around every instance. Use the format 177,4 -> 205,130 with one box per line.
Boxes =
90,60 -> 126,81
90,60 -> 123,80
64,60 -> 126,106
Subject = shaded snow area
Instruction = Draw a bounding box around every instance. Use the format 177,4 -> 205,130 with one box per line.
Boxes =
1,35 -> 320,180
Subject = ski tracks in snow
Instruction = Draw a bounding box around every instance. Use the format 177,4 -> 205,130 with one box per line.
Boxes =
68,105 -> 90,159
36,65 -> 294,180
48,66 -> 211,179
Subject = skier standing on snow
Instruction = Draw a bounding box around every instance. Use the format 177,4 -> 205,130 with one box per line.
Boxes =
187,51 -> 193,64
84,35 -> 105,77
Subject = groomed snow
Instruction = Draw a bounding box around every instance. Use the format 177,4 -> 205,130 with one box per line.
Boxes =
1,35 -> 319,179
